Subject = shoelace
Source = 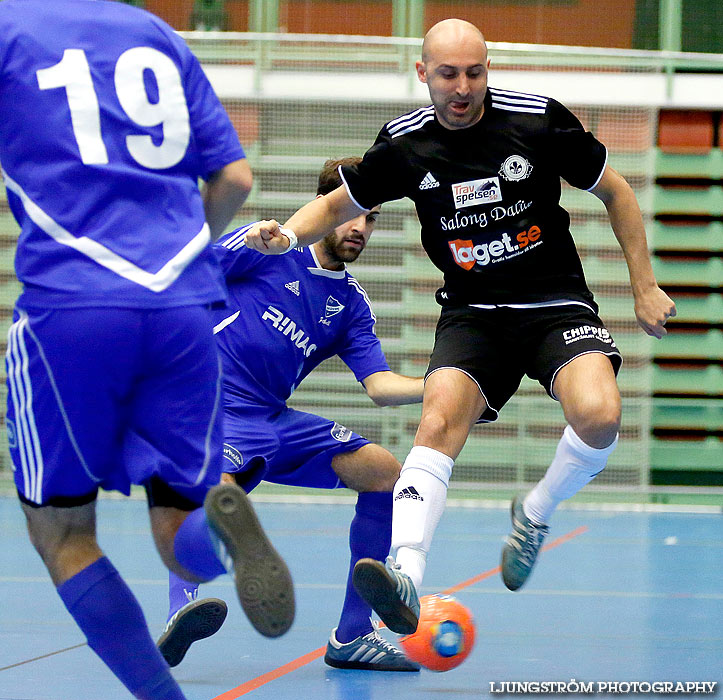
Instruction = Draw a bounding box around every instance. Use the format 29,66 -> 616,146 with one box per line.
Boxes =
163,588 -> 200,633
363,630 -> 403,655
511,522 -> 548,567
385,556 -> 415,604
385,555 -> 401,571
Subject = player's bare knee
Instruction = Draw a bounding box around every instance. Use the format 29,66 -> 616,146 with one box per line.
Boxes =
23,517 -> 57,563
332,444 -> 400,492
415,410 -> 453,447
569,406 -> 620,449
375,451 -> 402,491
22,505 -> 101,583
22,503 -> 92,556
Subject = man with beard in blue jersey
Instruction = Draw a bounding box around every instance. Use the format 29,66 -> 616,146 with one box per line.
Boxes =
157,158 -> 425,672
0,2 -> 294,699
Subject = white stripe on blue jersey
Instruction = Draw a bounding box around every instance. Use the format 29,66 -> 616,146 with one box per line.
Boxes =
348,277 -> 377,326
213,310 -> 240,334
221,224 -> 252,251
3,169 -> 212,294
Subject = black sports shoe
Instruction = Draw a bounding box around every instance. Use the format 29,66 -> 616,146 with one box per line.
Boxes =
324,627 -> 420,671
501,495 -> 549,591
157,597 -> 227,667
352,557 -> 420,635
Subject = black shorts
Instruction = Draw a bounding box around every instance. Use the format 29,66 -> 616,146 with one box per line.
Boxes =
426,304 -> 623,422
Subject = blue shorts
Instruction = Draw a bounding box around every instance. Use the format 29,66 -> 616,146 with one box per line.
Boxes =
6,306 -> 224,507
221,403 -> 370,493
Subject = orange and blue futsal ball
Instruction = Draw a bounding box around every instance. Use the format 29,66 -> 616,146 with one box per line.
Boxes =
399,594 -> 475,672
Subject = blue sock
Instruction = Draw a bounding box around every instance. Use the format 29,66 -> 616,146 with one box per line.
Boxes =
57,557 -> 186,700
168,571 -> 199,621
173,506 -> 226,580
335,491 -> 392,643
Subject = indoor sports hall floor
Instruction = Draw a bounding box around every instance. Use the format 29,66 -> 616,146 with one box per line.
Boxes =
1,494 -> 721,699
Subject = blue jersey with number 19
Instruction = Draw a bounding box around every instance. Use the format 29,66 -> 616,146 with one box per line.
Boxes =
0,0 -> 245,308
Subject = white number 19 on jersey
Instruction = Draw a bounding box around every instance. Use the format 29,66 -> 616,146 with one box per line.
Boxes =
36,47 -> 190,169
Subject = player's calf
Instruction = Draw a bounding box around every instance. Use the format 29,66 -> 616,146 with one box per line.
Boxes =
331,443 -> 400,493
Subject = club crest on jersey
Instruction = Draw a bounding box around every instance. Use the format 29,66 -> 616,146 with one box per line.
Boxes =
452,177 -> 502,209
319,295 -> 345,326
331,422 -> 352,442
499,155 -> 533,182
325,296 -> 344,317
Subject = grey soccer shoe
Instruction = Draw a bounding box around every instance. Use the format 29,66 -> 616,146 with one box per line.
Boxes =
501,494 -> 550,590
324,627 -> 420,672
352,556 -> 420,635
157,597 -> 227,667
204,483 -> 295,637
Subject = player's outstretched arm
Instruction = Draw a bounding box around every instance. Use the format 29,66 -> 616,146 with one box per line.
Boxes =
591,165 -> 676,339
362,371 -> 425,407
245,185 -> 367,254
203,158 -> 253,239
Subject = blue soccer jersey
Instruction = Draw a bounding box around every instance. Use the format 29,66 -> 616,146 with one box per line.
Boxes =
0,0 -> 245,308
213,225 -> 390,409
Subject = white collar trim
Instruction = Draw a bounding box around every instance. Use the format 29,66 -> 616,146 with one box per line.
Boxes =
307,245 -> 346,279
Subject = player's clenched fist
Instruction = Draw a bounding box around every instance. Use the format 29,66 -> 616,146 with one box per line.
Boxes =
245,220 -> 298,254
634,286 -> 677,339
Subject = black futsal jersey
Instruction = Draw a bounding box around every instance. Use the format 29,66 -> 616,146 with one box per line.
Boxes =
339,87 -> 608,309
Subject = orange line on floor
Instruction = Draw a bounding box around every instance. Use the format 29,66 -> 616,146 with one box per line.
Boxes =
441,524 -> 588,596
210,647 -> 326,700
209,524 -> 588,699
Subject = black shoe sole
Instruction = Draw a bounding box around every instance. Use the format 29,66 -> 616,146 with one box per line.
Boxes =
157,598 -> 228,667
204,484 -> 295,638
352,558 -> 418,635
500,544 -> 524,591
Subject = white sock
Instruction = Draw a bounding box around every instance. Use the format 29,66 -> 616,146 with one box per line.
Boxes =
391,446 -> 453,590
524,425 -> 618,525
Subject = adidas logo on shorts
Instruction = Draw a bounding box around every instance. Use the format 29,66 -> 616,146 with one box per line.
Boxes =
419,172 -> 440,190
395,486 -> 424,501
